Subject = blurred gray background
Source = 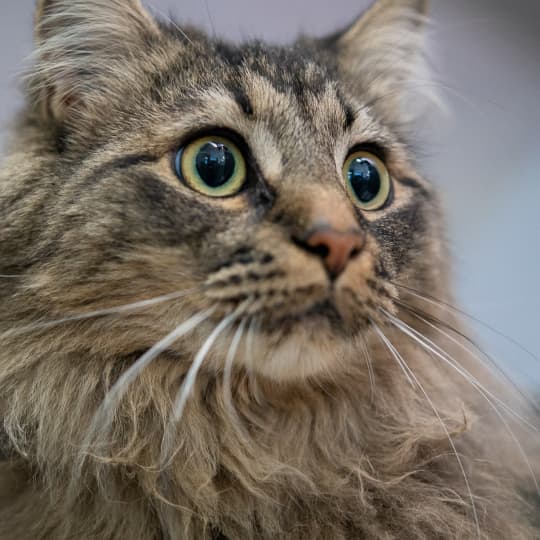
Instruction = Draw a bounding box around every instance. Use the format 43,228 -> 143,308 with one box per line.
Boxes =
1,1 -> 539,387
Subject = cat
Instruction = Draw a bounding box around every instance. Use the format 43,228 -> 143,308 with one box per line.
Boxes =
0,0 -> 538,538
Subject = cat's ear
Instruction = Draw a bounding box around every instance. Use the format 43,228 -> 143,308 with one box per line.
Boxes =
320,0 -> 433,125
31,0 -> 160,125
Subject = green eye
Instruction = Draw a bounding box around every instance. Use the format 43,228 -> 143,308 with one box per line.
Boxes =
174,136 -> 247,197
343,150 -> 391,211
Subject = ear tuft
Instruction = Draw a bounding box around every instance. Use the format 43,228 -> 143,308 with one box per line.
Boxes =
30,0 -> 159,125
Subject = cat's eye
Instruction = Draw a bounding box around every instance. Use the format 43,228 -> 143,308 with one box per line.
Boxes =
343,150 -> 391,211
174,136 -> 247,198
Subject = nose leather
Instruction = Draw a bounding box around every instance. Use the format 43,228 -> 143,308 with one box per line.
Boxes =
304,227 -> 365,278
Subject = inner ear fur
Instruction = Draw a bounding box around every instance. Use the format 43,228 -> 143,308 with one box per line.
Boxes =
319,0 -> 432,127
31,0 -> 160,125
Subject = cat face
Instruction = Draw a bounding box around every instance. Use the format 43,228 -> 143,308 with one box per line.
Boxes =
4,0 -> 444,380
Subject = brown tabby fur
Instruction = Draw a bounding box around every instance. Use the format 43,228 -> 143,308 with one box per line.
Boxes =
0,1 -> 538,538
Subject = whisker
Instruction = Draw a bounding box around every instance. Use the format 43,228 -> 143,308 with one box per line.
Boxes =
363,73 -> 530,124
223,318 -> 247,425
470,380 -> 540,496
146,3 -> 195,46
383,308 -> 537,432
160,303 -> 248,467
244,315 -> 263,404
172,307 -> 245,423
72,306 -> 216,492
392,282 -> 540,366
245,316 -> 258,370
371,321 -> 481,539
396,299 -> 539,415
203,0 -> 217,37
1,287 -> 201,339
372,324 -> 415,389
359,334 -> 376,403
85,307 -> 216,441
382,309 -> 540,496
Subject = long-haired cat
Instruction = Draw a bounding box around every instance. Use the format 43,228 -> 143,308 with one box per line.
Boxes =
0,0 -> 538,538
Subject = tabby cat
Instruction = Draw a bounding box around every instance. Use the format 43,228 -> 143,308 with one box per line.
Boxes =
0,0 -> 537,538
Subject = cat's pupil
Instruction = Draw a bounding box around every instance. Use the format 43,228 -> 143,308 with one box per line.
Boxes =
195,142 -> 235,188
347,157 -> 381,203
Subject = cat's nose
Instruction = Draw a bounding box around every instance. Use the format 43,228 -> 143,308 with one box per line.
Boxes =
301,227 -> 365,279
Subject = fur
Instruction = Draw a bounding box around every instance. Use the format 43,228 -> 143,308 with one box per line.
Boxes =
0,1 -> 538,538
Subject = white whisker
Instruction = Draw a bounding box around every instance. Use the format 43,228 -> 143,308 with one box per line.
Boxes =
172,308 -> 243,423
70,306 -> 216,498
396,299 -> 538,413
83,307 -> 216,448
203,0 -> 217,37
146,3 -> 195,46
1,288 -> 200,339
383,309 -> 537,432
159,304 -> 248,468
393,282 -> 540,366
385,310 -> 540,495
245,315 -> 263,404
223,318 -> 247,424
245,316 -> 258,370
372,324 -> 415,389
359,334 -> 376,403
371,321 -> 481,539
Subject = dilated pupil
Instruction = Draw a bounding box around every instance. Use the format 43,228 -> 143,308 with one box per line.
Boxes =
348,158 -> 381,203
195,142 -> 235,188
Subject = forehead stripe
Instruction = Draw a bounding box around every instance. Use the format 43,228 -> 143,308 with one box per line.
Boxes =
229,85 -> 255,117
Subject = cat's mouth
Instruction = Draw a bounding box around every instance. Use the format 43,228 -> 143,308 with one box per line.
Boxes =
245,288 -> 383,340
204,262 -> 397,340
260,299 -> 346,335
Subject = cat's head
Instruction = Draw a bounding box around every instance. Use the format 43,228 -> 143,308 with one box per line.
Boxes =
5,0 -> 446,380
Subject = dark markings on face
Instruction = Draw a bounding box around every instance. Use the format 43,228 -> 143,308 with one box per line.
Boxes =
374,259 -> 392,281
121,172 -> 230,249
72,154 -> 161,202
2,10 -> 443,327
370,197 -> 426,273
335,90 -> 357,131
216,41 -> 332,101
395,177 -> 432,200
231,85 -> 254,117
32,169 -> 233,270
214,41 -> 247,68
89,154 -> 159,179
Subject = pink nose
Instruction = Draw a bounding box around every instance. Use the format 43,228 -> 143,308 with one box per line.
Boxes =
304,227 -> 365,278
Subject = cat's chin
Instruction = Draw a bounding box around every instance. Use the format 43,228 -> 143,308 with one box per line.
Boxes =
241,313 -> 365,381
253,332 -> 361,381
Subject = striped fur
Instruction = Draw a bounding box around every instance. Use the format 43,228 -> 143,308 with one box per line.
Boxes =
0,1 -> 537,538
